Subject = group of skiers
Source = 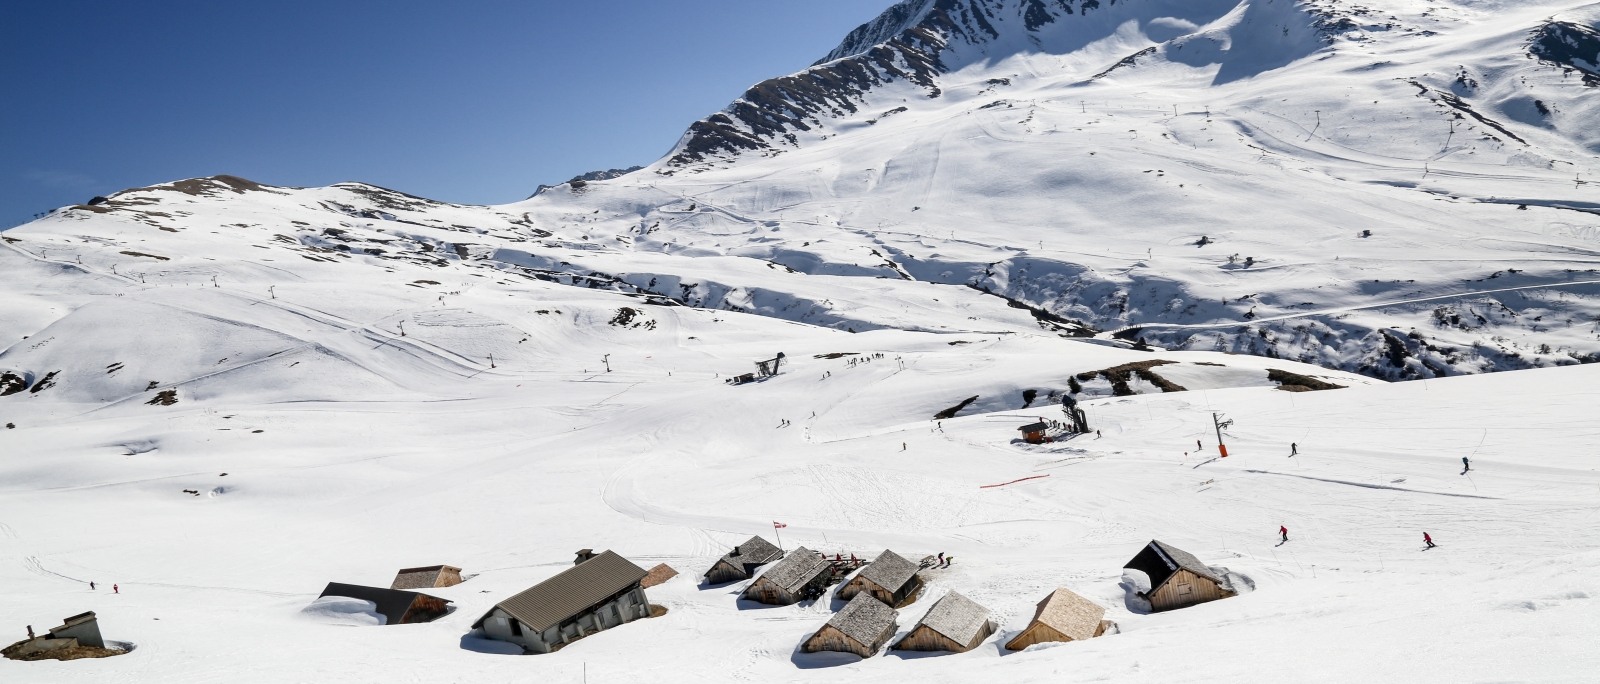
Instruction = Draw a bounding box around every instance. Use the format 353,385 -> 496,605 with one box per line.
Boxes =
1279,525 -> 1436,549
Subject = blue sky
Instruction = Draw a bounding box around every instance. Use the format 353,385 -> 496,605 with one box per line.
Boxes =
0,0 -> 890,227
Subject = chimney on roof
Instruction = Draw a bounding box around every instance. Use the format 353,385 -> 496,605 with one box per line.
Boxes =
574,549 -> 596,565
730,545 -> 741,556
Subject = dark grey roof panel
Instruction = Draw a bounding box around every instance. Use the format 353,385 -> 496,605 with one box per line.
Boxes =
492,550 -> 648,632
320,583 -> 446,625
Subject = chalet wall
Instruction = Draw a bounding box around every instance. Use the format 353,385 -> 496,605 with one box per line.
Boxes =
705,560 -> 747,585
1005,622 -> 1068,650
1148,569 -> 1229,612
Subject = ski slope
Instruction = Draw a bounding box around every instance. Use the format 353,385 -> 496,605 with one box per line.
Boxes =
4,0 -> 1600,681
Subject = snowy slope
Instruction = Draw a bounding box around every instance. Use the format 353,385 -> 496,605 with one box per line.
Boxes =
3,0 -> 1600,682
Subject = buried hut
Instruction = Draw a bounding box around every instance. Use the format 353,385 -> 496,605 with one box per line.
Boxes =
318,583 -> 452,625
704,536 -> 785,585
390,564 -> 464,591
3,611 -> 125,662
1123,540 -> 1236,612
1004,587 -> 1112,650
473,550 -> 653,654
741,546 -> 833,605
1017,421 -> 1050,444
801,592 -> 899,658
837,549 -> 921,607
892,590 -> 995,653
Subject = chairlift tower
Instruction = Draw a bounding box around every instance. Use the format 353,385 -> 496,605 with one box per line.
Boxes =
1213,412 -> 1234,457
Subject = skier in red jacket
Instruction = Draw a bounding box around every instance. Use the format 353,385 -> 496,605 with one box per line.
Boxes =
1279,526 -> 1289,543
1424,532 -> 1435,549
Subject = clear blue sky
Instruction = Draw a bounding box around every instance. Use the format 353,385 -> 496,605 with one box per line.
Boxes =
0,0 -> 889,227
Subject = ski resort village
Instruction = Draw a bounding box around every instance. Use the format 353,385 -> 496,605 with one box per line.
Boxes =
4,0 -> 1600,681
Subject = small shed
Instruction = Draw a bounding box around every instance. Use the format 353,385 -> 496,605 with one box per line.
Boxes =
1123,540 -> 1236,612
1004,587 -> 1110,650
893,590 -> 995,653
390,564 -> 464,591
704,536 -> 785,585
473,549 -> 652,654
741,546 -> 832,605
837,549 -> 921,607
1018,421 -> 1049,444
319,583 -> 452,625
641,563 -> 679,588
801,592 -> 899,658
47,611 -> 104,649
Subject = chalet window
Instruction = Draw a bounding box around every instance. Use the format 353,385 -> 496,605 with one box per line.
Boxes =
510,620 -> 522,636
1176,583 -> 1193,596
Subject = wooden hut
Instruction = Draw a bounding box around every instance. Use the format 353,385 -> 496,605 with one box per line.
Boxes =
892,590 -> 995,653
1004,587 -> 1110,650
801,592 -> 899,658
319,583 -> 452,625
704,536 -> 785,585
1123,540 -> 1236,612
641,563 -> 679,588
741,546 -> 832,605
390,564 -> 463,591
472,549 -> 652,654
1018,421 -> 1049,444
837,549 -> 921,607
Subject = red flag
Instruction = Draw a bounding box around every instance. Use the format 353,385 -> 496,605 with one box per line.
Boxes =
773,522 -> 787,529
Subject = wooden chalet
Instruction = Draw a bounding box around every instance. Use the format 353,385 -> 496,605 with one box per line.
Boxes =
837,549 -> 921,607
1018,421 -> 1049,444
801,592 -> 899,658
1123,540 -> 1236,612
1004,587 -> 1111,650
703,536 -> 785,585
390,564 -> 463,591
892,590 -> 995,653
741,546 -> 832,605
473,549 -> 652,654
319,583 -> 452,625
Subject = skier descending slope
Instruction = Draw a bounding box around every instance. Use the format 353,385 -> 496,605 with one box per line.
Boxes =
1425,532 -> 1436,549
1280,526 -> 1289,543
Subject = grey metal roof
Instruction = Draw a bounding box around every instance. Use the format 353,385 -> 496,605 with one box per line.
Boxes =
912,590 -> 991,644
707,536 -> 783,576
858,549 -> 919,592
1018,422 -> 1048,431
752,546 -> 829,593
488,550 -> 648,632
827,592 -> 898,647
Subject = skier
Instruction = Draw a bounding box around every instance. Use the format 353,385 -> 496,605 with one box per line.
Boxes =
1197,439 -> 1202,450
1424,532 -> 1436,549
1279,526 -> 1289,543
945,555 -> 954,567
937,552 -> 945,566
1462,457 -> 1470,472
90,581 -> 95,590
113,584 -> 119,594
1291,442 -> 1298,456
1096,430 -> 1102,438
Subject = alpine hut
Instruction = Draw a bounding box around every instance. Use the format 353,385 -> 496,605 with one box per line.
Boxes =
1018,421 -> 1049,444
1123,540 -> 1236,612
390,564 -> 464,591
741,546 -> 832,605
892,590 -> 995,653
318,583 -> 452,625
801,592 -> 899,658
1004,587 -> 1111,650
837,549 -> 921,607
704,536 -> 785,585
472,549 -> 652,654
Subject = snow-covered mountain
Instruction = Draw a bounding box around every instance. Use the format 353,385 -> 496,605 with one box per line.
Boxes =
3,2 -> 1600,682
